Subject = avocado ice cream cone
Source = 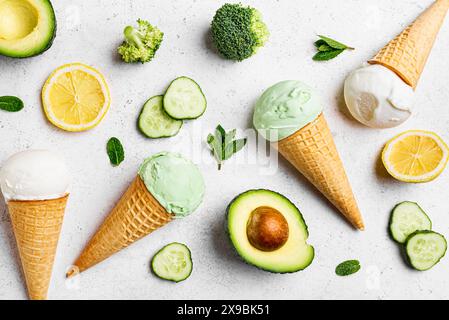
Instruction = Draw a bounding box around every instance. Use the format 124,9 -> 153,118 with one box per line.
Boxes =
0,150 -> 71,300
369,0 -> 449,89
67,152 -> 205,277
276,114 -> 364,230
254,81 -> 364,230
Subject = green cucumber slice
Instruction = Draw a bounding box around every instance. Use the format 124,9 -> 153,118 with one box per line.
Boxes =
389,202 -> 432,244
163,77 -> 207,120
405,231 -> 447,271
138,95 -> 183,138
151,243 -> 193,282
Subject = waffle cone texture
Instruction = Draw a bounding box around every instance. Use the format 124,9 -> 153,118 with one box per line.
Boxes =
8,195 -> 69,300
276,114 -> 364,230
67,176 -> 173,277
369,0 -> 449,89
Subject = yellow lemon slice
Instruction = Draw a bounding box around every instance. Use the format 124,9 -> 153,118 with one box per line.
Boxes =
42,63 -> 111,132
382,130 -> 449,183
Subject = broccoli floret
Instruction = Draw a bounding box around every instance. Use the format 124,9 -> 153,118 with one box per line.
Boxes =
118,19 -> 164,63
211,3 -> 269,61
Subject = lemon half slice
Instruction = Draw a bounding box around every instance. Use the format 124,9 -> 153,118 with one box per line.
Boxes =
382,130 -> 449,183
42,63 -> 111,132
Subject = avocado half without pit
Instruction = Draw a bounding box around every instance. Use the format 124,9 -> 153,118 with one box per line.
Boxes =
227,190 -> 314,273
0,0 -> 56,58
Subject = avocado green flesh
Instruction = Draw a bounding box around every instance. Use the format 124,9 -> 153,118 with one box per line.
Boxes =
0,0 -> 56,58
227,190 -> 314,273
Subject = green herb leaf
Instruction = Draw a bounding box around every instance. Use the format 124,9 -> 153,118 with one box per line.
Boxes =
318,44 -> 333,52
313,49 -> 345,61
318,35 -> 354,50
314,39 -> 327,47
0,96 -> 24,112
207,125 -> 247,170
335,260 -> 361,276
224,138 -> 247,160
215,125 -> 226,140
313,36 -> 354,61
207,134 -> 215,145
107,137 -> 125,166
314,40 -> 332,52
225,129 -> 237,142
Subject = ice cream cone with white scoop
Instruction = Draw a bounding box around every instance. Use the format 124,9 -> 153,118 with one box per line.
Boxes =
0,150 -> 71,300
344,0 -> 449,128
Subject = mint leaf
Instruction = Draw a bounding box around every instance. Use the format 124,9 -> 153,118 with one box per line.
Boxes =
207,134 -> 215,146
107,137 -> 125,166
314,40 -> 332,51
207,125 -> 247,170
225,129 -> 237,142
0,96 -> 24,112
335,260 -> 361,276
318,35 -> 353,50
224,138 -> 247,160
318,44 -> 333,52
313,49 -> 345,61
208,133 -> 223,169
215,125 -> 226,140
313,36 -> 354,61
314,39 -> 327,47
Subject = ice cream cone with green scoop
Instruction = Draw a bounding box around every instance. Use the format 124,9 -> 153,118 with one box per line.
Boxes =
253,81 -> 364,230
0,150 -> 71,300
67,152 -> 205,277
344,0 -> 449,129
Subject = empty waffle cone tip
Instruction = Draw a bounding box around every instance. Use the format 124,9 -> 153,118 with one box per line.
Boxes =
67,176 -> 173,277
8,195 -> 69,300
369,0 -> 449,89
276,114 -> 365,230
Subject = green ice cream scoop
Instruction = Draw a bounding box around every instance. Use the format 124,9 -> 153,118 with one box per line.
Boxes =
138,152 -> 205,218
253,81 -> 323,142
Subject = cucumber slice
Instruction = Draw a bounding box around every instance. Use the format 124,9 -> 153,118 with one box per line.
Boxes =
405,231 -> 447,271
151,243 -> 193,282
163,77 -> 207,120
138,96 -> 183,138
389,202 -> 432,244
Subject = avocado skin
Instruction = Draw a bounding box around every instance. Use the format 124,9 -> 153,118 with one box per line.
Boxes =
225,189 -> 315,274
0,0 -> 57,58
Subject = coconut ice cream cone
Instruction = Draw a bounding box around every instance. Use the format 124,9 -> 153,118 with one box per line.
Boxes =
254,81 -> 364,230
276,114 -> 364,230
0,150 -> 71,300
369,0 -> 449,89
8,196 -> 68,300
67,152 -> 205,277
344,1 -> 449,129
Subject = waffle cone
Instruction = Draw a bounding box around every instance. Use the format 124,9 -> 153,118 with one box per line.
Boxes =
8,195 -> 69,300
67,176 -> 173,277
369,0 -> 449,89
276,114 -> 364,230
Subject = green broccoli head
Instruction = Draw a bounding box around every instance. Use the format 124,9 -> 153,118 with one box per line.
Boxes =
118,19 -> 164,63
211,3 -> 269,61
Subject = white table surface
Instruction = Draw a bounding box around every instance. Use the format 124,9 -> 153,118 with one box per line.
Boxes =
1,0 -> 449,300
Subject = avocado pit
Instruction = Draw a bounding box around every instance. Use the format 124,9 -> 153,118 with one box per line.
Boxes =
246,206 -> 289,252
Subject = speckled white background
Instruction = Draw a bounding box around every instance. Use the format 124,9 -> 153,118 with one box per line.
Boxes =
1,0 -> 449,300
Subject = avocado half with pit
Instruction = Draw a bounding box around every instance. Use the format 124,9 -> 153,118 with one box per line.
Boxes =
227,190 -> 314,273
0,0 -> 56,58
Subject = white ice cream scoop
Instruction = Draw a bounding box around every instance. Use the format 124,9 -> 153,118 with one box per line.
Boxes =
0,150 -> 71,201
344,64 -> 415,129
